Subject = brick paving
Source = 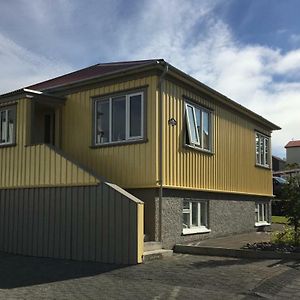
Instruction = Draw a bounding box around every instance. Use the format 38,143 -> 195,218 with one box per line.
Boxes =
0,251 -> 299,299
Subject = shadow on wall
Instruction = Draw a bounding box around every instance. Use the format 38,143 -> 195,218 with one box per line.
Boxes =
0,252 -> 127,289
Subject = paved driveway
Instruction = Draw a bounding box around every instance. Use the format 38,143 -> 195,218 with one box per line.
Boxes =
0,252 -> 300,299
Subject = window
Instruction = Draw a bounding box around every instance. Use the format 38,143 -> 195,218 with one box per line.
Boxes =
255,132 -> 270,167
185,102 -> 212,151
0,106 -> 16,146
255,203 -> 270,226
182,200 -> 210,234
94,92 -> 144,145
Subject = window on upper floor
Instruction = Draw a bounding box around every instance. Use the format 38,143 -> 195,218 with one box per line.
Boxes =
94,92 -> 144,145
185,102 -> 212,152
0,106 -> 16,146
255,132 -> 270,168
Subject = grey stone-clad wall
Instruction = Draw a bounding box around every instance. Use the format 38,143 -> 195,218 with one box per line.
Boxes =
128,188 -> 271,249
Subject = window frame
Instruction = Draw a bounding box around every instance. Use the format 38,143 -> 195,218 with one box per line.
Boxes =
255,132 -> 270,168
184,100 -> 213,153
182,199 -> 210,235
0,105 -> 16,147
93,90 -> 145,146
255,202 -> 270,226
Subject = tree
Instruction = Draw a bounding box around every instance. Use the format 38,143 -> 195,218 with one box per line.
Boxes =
282,175 -> 300,245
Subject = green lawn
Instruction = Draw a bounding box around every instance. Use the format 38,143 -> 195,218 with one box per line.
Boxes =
272,215 -> 288,224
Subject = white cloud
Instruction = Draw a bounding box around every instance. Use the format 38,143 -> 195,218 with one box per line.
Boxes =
0,33 -> 71,93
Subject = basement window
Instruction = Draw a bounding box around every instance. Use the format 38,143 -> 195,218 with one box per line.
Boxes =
255,132 -> 270,168
255,202 -> 270,226
94,92 -> 144,145
0,106 -> 16,146
182,200 -> 210,235
185,102 -> 212,152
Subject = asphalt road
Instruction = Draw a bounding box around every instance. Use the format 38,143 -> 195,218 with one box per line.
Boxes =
0,252 -> 299,299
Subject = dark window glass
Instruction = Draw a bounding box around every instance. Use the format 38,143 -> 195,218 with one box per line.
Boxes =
129,95 -> 142,137
96,100 -> 109,144
112,96 -> 126,142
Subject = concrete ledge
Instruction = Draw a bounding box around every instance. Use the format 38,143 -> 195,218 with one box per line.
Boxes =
143,249 -> 173,263
174,244 -> 300,260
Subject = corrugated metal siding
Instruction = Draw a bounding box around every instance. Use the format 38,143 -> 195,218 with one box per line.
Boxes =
0,99 -> 99,188
162,79 -> 273,196
0,184 -> 143,264
61,76 -> 159,188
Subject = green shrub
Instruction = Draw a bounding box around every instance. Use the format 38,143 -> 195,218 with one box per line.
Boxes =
272,227 -> 300,246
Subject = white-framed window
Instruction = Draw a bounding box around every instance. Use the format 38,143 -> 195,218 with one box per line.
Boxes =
0,107 -> 15,146
255,202 -> 270,226
185,102 -> 212,151
94,92 -> 144,145
182,200 -> 210,234
255,132 -> 270,167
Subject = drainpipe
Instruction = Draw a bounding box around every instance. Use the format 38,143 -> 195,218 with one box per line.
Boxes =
157,61 -> 169,242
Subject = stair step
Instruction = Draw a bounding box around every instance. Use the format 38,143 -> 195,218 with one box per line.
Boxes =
144,241 -> 162,252
143,249 -> 173,263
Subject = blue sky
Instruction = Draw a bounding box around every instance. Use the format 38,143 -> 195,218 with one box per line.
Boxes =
1,0 -> 300,158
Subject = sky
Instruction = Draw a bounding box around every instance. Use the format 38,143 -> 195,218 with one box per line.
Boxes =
0,0 -> 300,158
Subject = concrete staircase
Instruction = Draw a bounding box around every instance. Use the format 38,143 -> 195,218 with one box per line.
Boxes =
143,242 -> 173,262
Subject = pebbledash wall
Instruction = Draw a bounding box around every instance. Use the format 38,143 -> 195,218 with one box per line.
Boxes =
129,188 -> 271,249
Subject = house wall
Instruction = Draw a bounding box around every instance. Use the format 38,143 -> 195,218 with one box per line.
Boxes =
162,79 -> 273,196
286,147 -> 300,165
61,75 -> 159,189
0,99 -> 99,188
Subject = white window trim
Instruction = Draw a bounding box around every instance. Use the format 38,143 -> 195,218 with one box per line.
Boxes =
182,200 -> 210,235
185,101 -> 213,152
94,92 -> 144,145
255,203 -> 270,227
255,132 -> 270,168
0,107 -> 15,146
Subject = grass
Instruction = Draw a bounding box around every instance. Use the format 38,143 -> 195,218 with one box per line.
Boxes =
272,215 -> 288,224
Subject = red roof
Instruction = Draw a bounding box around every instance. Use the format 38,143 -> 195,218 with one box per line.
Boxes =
285,140 -> 300,148
28,59 -> 160,91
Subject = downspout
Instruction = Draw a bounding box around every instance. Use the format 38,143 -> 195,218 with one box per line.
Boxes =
157,61 -> 169,242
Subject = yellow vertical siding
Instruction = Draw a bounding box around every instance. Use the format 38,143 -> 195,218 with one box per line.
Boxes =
0,99 -> 99,188
162,79 -> 273,196
61,75 -> 159,188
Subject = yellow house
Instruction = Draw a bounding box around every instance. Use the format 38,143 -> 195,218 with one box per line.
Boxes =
0,59 -> 280,262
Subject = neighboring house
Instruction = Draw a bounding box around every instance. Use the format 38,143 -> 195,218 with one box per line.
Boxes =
272,155 -> 286,172
285,140 -> 300,165
0,59 -> 280,263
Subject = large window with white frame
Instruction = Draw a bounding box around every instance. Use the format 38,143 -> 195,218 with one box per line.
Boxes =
94,92 -> 144,145
0,106 -> 16,146
185,102 -> 212,151
255,132 -> 270,167
255,202 -> 270,226
182,200 -> 210,234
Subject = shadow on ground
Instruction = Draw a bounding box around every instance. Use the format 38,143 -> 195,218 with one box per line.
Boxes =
190,258 -> 259,269
0,251 -> 126,289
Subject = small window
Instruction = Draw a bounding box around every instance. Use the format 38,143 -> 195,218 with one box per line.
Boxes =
185,102 -> 212,151
182,200 -> 210,234
255,132 -> 270,167
0,106 -> 16,146
255,202 -> 270,226
94,92 -> 144,145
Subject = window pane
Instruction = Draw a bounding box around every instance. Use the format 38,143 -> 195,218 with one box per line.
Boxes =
195,108 -> 202,147
256,134 -> 260,164
202,110 -> 209,150
112,96 -> 126,142
183,212 -> 190,228
192,202 -> 198,227
183,200 -> 190,210
265,138 -> 269,166
7,109 -> 14,144
1,111 -> 7,143
260,137 -> 264,165
186,105 -> 199,145
200,202 -> 207,226
259,204 -> 263,222
129,95 -> 142,137
96,100 -> 109,144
